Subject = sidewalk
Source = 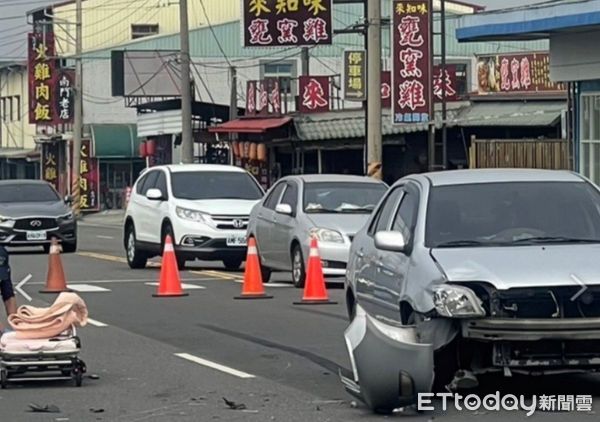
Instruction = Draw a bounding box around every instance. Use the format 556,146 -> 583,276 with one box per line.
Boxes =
78,209 -> 125,227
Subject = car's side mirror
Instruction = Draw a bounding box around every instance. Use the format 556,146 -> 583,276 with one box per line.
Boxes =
146,188 -> 164,201
374,231 -> 407,253
275,203 -> 293,216
64,195 -> 72,204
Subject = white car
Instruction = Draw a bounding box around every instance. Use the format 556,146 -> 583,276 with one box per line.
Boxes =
123,164 -> 265,269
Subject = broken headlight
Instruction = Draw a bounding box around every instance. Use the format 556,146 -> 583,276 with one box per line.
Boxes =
433,285 -> 485,318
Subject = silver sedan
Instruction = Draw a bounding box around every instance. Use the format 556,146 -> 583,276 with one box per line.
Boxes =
247,174 -> 387,287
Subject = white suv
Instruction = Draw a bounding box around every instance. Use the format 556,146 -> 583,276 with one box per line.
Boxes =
123,164 -> 264,269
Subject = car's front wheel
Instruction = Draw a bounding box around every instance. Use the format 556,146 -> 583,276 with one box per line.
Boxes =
62,240 -> 77,253
125,224 -> 147,269
291,244 -> 306,288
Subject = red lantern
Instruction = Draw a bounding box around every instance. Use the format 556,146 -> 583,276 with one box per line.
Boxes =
139,142 -> 147,158
146,139 -> 156,156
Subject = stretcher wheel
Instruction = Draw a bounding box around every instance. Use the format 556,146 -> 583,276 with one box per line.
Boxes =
74,370 -> 82,387
1,369 -> 7,389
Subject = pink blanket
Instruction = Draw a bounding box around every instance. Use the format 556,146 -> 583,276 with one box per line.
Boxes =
8,293 -> 88,339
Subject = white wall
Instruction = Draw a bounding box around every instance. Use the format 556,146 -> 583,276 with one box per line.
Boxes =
550,30 -> 600,82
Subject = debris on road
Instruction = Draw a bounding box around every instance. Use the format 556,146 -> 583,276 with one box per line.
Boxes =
28,403 -> 61,413
222,397 -> 247,410
89,408 -> 105,413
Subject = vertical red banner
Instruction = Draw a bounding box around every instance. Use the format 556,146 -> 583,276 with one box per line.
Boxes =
381,71 -> 392,108
69,140 -> 100,212
42,142 -> 60,192
433,64 -> 457,102
28,32 -> 56,124
392,0 -> 432,125
298,76 -> 329,114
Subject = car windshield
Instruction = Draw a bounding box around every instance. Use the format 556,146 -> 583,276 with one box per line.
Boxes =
303,182 -> 387,213
425,181 -> 600,248
170,171 -> 264,200
0,183 -> 60,203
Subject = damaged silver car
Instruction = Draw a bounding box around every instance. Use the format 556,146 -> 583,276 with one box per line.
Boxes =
343,169 -> 600,413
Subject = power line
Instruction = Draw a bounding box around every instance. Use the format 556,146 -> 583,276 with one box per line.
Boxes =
197,0 -> 232,67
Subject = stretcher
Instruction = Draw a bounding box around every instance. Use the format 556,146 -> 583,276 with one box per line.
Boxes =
0,326 -> 86,388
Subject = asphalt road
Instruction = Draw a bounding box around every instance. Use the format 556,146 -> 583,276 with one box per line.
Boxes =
1,223 -> 599,421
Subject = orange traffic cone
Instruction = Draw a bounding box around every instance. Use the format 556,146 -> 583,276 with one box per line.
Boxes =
234,237 -> 272,300
153,235 -> 188,297
40,238 -> 72,294
294,237 -> 337,305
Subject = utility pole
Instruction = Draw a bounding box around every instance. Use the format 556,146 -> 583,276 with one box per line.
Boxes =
71,0 -> 83,215
300,47 -> 309,76
229,66 -> 237,141
179,0 -> 194,164
366,0 -> 382,179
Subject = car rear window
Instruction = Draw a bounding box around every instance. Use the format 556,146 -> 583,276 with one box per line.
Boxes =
0,183 -> 60,203
170,171 -> 264,200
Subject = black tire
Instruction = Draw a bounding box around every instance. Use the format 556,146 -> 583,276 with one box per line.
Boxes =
125,224 -> 147,269
43,244 -> 50,254
291,244 -> 306,288
0,369 -> 7,389
432,339 -> 459,392
162,224 -> 186,269
222,258 -> 243,271
62,240 -> 77,253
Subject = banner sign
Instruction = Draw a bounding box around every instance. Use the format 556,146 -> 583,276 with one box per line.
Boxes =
69,140 -> 100,212
299,75 -> 329,113
28,32 -> 74,125
245,78 -> 282,116
476,52 -> 566,94
381,71 -> 392,108
343,49 -> 366,101
242,0 -> 333,47
42,142 -> 60,192
392,0 -> 432,125
433,64 -> 457,102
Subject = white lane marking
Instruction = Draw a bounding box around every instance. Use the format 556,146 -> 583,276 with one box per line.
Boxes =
15,274 -> 33,302
145,282 -> 206,290
67,284 -> 110,293
96,235 -> 114,240
174,353 -> 255,379
87,318 -> 108,327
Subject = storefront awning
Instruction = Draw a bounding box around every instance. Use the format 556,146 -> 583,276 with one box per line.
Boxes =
451,101 -> 565,127
90,124 -> 141,159
208,116 -> 292,134
0,148 -> 39,160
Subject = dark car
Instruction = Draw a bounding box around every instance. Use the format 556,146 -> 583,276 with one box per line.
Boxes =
0,180 -> 77,253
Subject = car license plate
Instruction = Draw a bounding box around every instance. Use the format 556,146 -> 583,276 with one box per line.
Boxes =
226,234 -> 247,247
26,231 -> 47,241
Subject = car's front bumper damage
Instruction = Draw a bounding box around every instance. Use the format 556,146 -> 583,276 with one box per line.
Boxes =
341,305 -> 434,412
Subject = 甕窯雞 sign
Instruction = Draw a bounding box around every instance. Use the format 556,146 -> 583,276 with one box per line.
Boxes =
343,50 -> 366,101
242,0 -> 332,47
476,52 -> 566,94
392,0 -> 432,125
299,75 -> 329,113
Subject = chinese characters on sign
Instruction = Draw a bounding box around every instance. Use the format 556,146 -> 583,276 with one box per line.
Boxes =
433,64 -> 457,102
343,50 -> 366,101
392,0 -> 432,125
381,71 -> 392,108
28,32 -> 75,125
29,32 -> 55,124
70,140 -> 100,212
476,52 -> 566,94
299,75 -> 329,113
42,142 -> 60,192
243,0 -> 333,47
56,70 -> 74,122
245,78 -> 282,116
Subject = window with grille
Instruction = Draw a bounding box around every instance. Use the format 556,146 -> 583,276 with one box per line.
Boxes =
131,24 -> 159,40
580,93 -> 600,185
